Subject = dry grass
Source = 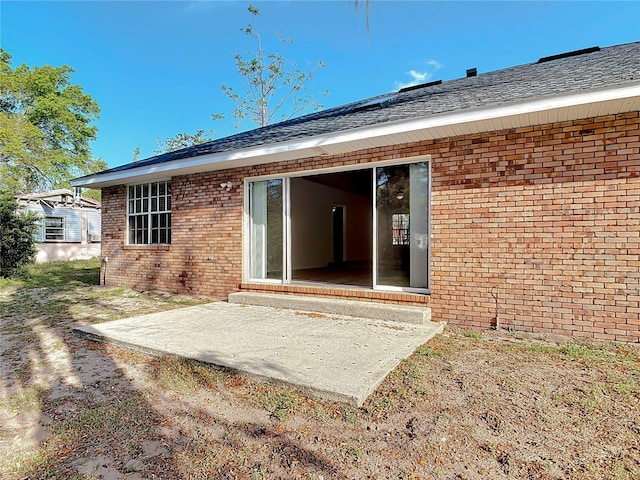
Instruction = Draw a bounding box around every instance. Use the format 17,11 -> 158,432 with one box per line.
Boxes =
1,259 -> 639,479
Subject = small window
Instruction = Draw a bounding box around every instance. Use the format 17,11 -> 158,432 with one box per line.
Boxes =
127,180 -> 171,245
392,213 -> 409,246
44,216 -> 65,242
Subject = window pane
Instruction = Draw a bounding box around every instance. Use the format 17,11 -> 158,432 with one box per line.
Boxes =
249,179 -> 283,280
128,217 -> 136,244
151,183 -> 157,196
375,162 -> 429,289
44,217 -> 64,241
376,165 -> 410,287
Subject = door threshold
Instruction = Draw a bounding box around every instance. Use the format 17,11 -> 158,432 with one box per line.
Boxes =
289,280 -> 372,291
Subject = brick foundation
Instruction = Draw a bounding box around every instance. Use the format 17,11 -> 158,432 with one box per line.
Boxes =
101,111 -> 640,342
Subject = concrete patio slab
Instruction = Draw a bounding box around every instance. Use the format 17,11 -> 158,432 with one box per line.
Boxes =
74,302 -> 445,407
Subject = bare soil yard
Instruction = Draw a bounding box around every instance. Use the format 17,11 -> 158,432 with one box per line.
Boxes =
1,260 -> 639,479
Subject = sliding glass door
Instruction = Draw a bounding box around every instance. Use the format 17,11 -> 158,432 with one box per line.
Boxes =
246,158 -> 429,292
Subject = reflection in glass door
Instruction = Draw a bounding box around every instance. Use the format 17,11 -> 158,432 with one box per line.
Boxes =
375,161 -> 429,290
249,179 -> 283,281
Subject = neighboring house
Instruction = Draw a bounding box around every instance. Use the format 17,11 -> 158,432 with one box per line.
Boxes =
73,43 -> 640,342
17,189 -> 101,263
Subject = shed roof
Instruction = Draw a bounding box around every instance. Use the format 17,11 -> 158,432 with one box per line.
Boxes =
16,189 -> 101,209
73,42 -> 640,188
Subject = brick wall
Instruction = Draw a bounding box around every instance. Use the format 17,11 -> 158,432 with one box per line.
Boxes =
101,111 -> 640,342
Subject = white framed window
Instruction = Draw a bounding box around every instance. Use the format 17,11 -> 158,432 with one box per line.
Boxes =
44,216 -> 65,242
127,180 -> 171,245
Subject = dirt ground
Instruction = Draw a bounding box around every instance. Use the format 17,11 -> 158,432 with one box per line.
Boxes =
1,260 -> 639,479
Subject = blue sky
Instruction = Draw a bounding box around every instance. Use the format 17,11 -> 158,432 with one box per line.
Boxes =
2,1 -> 639,169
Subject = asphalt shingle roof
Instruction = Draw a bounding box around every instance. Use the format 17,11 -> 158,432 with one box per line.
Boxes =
98,42 -> 640,176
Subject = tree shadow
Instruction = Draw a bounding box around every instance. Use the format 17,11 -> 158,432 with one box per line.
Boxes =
1,261 -> 349,478
0,262 -> 182,478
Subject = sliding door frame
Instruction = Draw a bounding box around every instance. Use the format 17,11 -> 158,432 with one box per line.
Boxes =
243,155 -> 431,294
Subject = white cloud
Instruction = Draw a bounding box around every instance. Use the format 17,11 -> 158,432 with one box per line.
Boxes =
182,0 -> 228,14
425,59 -> 442,70
394,59 -> 442,90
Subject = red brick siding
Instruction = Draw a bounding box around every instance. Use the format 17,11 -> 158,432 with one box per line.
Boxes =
101,111 -> 640,342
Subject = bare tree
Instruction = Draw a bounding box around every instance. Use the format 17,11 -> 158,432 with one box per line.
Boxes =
220,5 -> 326,130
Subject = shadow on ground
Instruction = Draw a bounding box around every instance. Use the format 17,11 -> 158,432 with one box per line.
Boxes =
0,260 -> 347,479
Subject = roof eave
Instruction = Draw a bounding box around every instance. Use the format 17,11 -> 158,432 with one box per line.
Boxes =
72,83 -> 640,189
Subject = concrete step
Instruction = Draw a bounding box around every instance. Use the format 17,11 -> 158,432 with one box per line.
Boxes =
228,291 -> 434,325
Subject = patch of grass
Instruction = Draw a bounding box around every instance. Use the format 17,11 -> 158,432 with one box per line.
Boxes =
147,357 -> 225,394
362,387 -> 401,419
176,428 -> 239,478
577,383 -> 606,409
611,379 -> 640,398
340,405 -> 361,424
3,385 -> 47,413
8,394 -> 156,480
85,286 -> 127,299
414,344 -> 443,357
465,330 -> 482,340
250,388 -> 300,421
0,324 -> 30,335
9,258 -> 100,289
1,449 -> 53,480
307,403 -> 328,421
251,465 -> 268,480
509,340 -> 617,364
522,343 -> 559,355
560,343 -> 610,360
345,447 -> 362,458
50,394 -> 151,445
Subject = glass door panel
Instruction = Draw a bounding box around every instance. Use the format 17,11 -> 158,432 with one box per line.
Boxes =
409,162 -> 429,289
249,179 -> 283,280
375,161 -> 429,290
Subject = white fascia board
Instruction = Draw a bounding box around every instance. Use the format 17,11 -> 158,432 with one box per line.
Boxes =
321,83 -> 640,146
72,83 -> 640,189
